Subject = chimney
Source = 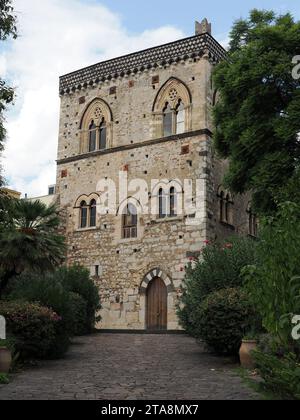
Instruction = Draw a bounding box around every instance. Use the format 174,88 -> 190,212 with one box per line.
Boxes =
195,18 -> 212,35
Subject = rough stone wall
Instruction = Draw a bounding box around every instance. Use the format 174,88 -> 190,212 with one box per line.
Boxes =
208,155 -> 252,241
56,52 -> 250,330
57,132 -> 210,330
57,59 -> 210,160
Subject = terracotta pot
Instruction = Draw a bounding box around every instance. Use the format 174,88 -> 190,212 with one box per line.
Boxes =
239,340 -> 257,369
0,347 -> 12,373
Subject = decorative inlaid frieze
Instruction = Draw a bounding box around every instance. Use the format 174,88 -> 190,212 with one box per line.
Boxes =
59,33 -> 226,95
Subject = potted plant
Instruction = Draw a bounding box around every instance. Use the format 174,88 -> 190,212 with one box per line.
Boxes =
0,340 -> 12,374
239,332 -> 258,369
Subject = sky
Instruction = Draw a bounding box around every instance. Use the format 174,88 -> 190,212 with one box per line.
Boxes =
1,0 -> 300,198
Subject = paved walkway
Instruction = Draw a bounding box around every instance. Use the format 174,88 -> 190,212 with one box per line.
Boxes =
0,334 -> 259,400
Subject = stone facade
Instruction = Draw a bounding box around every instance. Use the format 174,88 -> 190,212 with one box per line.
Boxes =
55,21 -> 252,330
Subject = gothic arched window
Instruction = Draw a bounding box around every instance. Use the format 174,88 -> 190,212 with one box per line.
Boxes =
122,203 -> 137,239
175,100 -> 185,135
158,188 -> 167,219
163,100 -> 186,137
89,120 -> 97,152
219,189 -> 233,225
80,201 -> 88,229
80,99 -> 112,154
219,191 -> 225,222
169,187 -> 177,217
89,199 -> 97,227
163,103 -> 173,137
248,206 -> 258,237
225,193 -> 231,223
99,119 -> 107,150
152,78 -> 191,139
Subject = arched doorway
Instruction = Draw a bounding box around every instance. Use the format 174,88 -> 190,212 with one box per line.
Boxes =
146,277 -> 167,331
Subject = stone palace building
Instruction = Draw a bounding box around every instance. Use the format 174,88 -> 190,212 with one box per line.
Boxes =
55,20 -> 255,331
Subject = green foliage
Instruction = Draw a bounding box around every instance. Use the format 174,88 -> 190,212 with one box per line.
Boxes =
0,0 -> 17,186
213,9 -> 300,214
57,265 -> 101,332
0,0 -> 17,40
0,373 -> 9,384
68,292 -> 89,336
178,237 -> 256,335
0,300 -> 66,360
0,193 -> 15,232
194,288 -> 258,355
0,200 -> 66,297
7,265 -> 101,336
244,202 -> 300,355
8,272 -> 76,336
0,336 -> 16,353
253,350 -> 300,400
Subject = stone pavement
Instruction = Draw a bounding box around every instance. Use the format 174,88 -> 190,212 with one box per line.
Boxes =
0,334 -> 260,400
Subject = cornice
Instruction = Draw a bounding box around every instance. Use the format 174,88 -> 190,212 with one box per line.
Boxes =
59,33 -> 226,95
56,129 -> 213,165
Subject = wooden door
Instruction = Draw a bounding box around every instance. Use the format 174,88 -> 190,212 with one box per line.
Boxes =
146,277 -> 167,331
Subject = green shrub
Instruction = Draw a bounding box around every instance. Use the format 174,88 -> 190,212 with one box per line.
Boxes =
58,265 -> 101,333
0,300 -> 64,360
8,272 -> 74,333
0,373 -> 9,384
195,288 -> 259,355
244,202 -> 300,355
178,237 -> 257,335
254,350 -> 300,400
8,265 -> 101,336
68,292 -> 89,336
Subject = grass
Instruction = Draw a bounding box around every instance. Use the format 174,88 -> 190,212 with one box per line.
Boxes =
235,367 -> 281,400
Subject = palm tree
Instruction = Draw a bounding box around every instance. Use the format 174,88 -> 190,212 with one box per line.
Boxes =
0,199 -> 66,298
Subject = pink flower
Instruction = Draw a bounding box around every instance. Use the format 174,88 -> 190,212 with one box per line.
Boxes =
224,243 -> 233,249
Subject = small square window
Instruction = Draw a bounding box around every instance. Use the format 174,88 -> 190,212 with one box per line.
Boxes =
109,86 -> 117,95
181,145 -> 190,155
48,186 -> 55,195
61,170 -> 68,178
152,75 -> 159,84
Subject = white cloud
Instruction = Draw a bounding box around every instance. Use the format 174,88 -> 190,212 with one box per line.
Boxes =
2,0 -> 184,197
216,33 -> 230,50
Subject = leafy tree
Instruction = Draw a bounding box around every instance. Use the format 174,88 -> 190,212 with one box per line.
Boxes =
0,0 -> 17,187
244,202 -> 300,356
213,10 -> 300,215
0,200 -> 65,298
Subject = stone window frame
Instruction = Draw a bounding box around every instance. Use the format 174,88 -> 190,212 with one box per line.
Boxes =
74,193 -> 100,231
152,77 -> 192,139
79,98 -> 113,154
152,180 -> 183,221
122,203 -> 138,239
217,186 -> 234,227
116,197 -> 144,243
247,203 -> 258,237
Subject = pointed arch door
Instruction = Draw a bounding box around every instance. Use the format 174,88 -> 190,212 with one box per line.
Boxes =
146,277 -> 167,331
